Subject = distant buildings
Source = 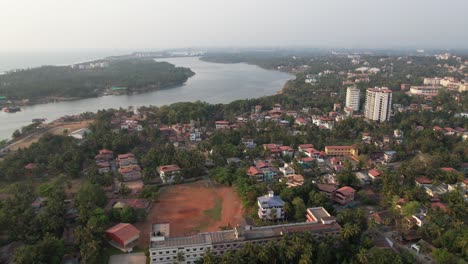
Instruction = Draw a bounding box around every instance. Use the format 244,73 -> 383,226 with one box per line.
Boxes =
409,86 -> 443,96
345,86 -> 360,111
257,191 -> 285,220
324,145 -> 358,159
364,87 -> 392,122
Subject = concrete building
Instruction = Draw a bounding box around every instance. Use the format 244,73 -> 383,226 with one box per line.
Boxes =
324,145 -> 358,158
149,210 -> 341,264
364,87 -> 392,122
334,186 -> 356,205
409,86 -> 443,96
345,86 -> 360,111
257,191 -> 285,220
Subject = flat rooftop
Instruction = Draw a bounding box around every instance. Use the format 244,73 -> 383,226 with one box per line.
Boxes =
150,221 -> 341,249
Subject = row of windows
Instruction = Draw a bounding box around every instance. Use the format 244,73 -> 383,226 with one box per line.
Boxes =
152,247 -> 207,256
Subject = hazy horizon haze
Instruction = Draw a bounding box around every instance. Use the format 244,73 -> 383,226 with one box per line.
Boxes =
1,0 -> 467,51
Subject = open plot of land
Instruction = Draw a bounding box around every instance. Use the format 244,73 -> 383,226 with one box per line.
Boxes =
6,120 -> 93,151
136,180 -> 243,248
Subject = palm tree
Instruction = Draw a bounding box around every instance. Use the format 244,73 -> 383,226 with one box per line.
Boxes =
340,223 -> 360,240
356,248 -> 368,264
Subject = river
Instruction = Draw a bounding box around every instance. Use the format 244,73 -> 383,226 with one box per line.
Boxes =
0,56 -> 292,140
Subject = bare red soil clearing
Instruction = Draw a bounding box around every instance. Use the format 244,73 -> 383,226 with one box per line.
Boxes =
136,180 -> 244,248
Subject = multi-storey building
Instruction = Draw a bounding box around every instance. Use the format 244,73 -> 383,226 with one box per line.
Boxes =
149,208 -> 341,264
364,87 -> 392,122
257,191 -> 285,220
345,86 -> 360,111
409,86 -> 443,96
324,145 -> 358,158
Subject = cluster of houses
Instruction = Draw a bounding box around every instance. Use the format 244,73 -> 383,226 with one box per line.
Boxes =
95,149 -> 113,174
111,110 -> 145,133
117,153 -> 144,193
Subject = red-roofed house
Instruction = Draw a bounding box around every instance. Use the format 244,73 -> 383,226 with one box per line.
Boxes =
279,146 -> 294,157
295,117 -> 308,126
298,144 -> 314,153
303,148 -> 322,159
334,186 -> 356,205
106,223 -> 140,252
368,169 -> 382,181
157,165 -> 182,183
215,121 -> 230,130
415,177 -> 433,187
247,166 -> 263,181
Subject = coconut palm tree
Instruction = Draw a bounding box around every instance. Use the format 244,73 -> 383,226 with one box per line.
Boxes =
340,223 -> 360,240
356,248 -> 368,264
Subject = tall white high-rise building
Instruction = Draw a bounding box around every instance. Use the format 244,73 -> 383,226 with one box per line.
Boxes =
345,86 -> 360,111
364,87 -> 392,122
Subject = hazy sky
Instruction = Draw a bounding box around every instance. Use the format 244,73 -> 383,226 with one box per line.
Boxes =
1,0 -> 467,51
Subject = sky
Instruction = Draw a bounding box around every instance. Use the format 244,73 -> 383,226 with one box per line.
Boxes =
0,0 -> 467,51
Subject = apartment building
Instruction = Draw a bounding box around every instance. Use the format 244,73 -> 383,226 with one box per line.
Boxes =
364,87 -> 392,122
345,86 -> 360,111
257,191 -> 285,220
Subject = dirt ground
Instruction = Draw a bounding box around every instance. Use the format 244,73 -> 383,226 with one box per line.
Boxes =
7,120 -> 93,151
135,180 -> 244,248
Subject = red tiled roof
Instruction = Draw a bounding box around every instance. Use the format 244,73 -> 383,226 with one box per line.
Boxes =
299,144 -> 314,149
247,166 -> 262,176
415,177 -> 433,184
279,146 -> 294,152
368,169 -> 382,178
336,186 -> 356,196
440,167 -> 458,173
106,223 -> 140,243
118,153 -> 135,159
215,121 -> 229,125
158,165 -> 181,173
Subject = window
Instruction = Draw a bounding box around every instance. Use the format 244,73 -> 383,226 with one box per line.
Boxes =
151,252 -> 155,255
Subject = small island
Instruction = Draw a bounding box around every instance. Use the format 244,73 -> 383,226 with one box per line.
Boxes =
0,58 -> 194,105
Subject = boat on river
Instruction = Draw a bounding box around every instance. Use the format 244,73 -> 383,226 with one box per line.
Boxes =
2,106 -> 21,113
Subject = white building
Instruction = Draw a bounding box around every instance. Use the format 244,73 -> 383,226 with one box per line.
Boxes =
257,191 -> 285,220
345,86 -> 360,111
364,87 -> 392,122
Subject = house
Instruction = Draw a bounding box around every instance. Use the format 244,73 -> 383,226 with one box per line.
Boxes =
303,148 -> 322,159
215,121 -> 230,130
383,150 -> 397,163
247,166 -> 264,182
241,138 -> 255,148
97,161 -> 111,174
317,184 -> 337,199
118,165 -> 142,182
157,165 -> 182,184
279,163 -> 295,176
415,177 -> 433,187
298,157 -> 315,168
334,186 -> 356,205
306,207 -> 337,224
324,145 -> 358,158
106,223 -> 141,252
424,184 -> 449,198
263,144 -> 282,157
257,191 -> 285,220
368,169 -> 382,181
298,144 -> 314,153
95,149 -> 113,161
279,146 -> 294,157
282,174 -> 304,188
117,153 -> 138,167
189,131 -> 202,142
295,117 -> 308,126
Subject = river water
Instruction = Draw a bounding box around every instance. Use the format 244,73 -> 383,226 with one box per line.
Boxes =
0,56 -> 292,140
